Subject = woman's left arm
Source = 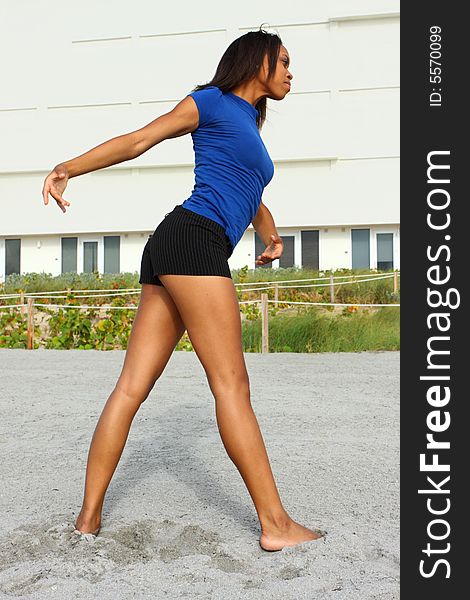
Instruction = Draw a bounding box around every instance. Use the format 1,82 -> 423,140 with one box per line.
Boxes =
251,202 -> 284,265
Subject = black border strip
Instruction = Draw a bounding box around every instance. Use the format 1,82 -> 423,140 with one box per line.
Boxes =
401,4 -> 465,596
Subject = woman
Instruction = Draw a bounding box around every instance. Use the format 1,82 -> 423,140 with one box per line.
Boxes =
42,28 -> 323,552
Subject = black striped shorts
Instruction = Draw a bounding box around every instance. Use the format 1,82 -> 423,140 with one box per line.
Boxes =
139,204 -> 234,287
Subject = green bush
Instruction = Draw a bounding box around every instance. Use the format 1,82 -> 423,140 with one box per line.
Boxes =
0,309 -> 41,349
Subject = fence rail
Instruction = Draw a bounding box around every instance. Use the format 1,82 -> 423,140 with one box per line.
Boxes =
0,271 -> 400,300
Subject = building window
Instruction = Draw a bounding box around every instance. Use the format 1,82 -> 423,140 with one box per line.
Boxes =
104,235 -> 120,274
61,237 -> 77,274
279,235 -> 294,268
301,230 -> 319,270
351,229 -> 370,269
5,238 -> 21,276
377,233 -> 394,271
83,241 -> 98,273
254,232 -> 271,269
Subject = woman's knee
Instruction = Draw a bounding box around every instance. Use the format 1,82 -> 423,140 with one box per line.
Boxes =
207,370 -> 250,401
113,377 -> 156,409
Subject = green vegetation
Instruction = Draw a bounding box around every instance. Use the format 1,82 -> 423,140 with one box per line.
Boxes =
2,271 -> 136,294
0,309 -> 41,349
243,307 -> 399,353
0,267 -> 400,352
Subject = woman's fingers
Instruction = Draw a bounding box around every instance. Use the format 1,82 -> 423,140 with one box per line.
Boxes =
50,186 -> 67,204
43,186 -> 70,211
42,168 -> 70,211
256,248 -> 284,264
255,237 -> 284,264
54,195 -> 70,213
42,180 -> 53,205
257,254 -> 272,264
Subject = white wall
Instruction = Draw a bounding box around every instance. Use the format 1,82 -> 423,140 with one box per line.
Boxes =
0,0 -> 400,275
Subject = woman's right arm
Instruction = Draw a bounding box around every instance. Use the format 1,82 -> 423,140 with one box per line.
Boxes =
57,95 -> 199,177
43,95 -> 199,210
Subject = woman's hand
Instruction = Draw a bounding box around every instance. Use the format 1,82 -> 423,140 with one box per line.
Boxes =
42,165 -> 71,213
255,234 -> 284,265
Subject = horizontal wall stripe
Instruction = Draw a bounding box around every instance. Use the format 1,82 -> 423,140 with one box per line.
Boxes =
0,107 -> 38,112
338,85 -> 400,92
239,21 -> 329,30
339,155 -> 399,161
1,156 -> 400,177
46,102 -> 132,110
240,13 -> 399,30
71,36 -> 132,44
139,28 -> 226,39
329,12 -> 400,22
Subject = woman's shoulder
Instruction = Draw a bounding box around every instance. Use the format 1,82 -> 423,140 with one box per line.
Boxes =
187,86 -> 223,128
188,85 -> 223,98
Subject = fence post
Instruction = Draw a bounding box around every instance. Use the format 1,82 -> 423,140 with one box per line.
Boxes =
20,291 -> 25,319
27,297 -> 34,350
329,274 -> 335,304
393,271 -> 398,294
273,283 -> 278,307
261,293 -> 269,354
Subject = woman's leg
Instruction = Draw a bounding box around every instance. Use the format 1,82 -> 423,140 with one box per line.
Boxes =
159,274 -> 322,551
74,283 -> 186,533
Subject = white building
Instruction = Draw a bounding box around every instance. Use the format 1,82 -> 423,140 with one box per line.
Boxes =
0,0 -> 400,281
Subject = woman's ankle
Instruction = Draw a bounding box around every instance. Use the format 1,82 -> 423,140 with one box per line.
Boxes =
76,506 -> 102,526
259,509 -> 291,533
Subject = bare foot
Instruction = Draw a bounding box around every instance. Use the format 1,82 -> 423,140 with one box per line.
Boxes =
74,508 -> 102,536
259,518 -> 324,552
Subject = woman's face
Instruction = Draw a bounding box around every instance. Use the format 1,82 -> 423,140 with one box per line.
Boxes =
259,45 -> 293,100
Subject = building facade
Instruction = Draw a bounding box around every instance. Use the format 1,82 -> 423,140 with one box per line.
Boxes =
0,0 -> 400,281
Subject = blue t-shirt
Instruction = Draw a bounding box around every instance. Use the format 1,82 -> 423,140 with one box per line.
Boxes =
181,85 -> 274,251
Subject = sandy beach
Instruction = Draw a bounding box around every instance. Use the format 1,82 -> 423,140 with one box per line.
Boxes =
0,349 -> 399,600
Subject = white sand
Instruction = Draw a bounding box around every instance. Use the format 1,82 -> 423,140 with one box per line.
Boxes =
0,349 -> 399,599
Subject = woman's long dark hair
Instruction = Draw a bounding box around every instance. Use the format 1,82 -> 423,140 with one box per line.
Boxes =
191,26 -> 283,131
